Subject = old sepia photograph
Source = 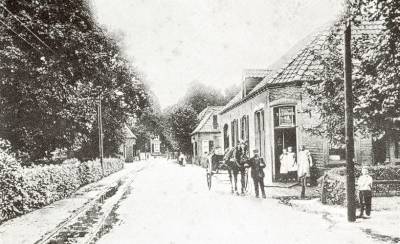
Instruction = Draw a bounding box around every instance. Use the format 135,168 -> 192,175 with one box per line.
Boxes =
0,0 -> 399,243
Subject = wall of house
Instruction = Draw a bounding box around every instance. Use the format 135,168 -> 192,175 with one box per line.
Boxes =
124,138 -> 136,162
192,132 -> 222,167
220,84 -> 374,183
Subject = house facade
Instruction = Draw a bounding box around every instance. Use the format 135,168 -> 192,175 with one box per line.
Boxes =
121,125 -> 137,162
218,27 -> 379,184
191,106 -> 223,167
150,134 -> 162,156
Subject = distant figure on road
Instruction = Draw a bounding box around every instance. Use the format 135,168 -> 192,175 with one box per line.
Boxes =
357,167 -> 373,218
247,149 -> 266,198
178,152 -> 186,166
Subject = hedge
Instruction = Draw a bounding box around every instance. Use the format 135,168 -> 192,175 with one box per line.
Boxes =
0,149 -> 124,224
319,165 -> 400,206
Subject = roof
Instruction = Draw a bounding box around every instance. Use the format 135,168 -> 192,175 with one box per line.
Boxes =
192,106 -> 223,135
197,106 -> 222,121
220,21 -> 383,114
123,125 -> 136,139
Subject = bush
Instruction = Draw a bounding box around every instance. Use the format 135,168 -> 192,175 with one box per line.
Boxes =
319,165 -> 400,206
0,149 -> 124,224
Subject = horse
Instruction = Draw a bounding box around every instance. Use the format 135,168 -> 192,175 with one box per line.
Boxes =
223,145 -> 249,194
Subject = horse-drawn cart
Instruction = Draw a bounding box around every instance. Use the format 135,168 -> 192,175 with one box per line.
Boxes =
206,147 -> 249,193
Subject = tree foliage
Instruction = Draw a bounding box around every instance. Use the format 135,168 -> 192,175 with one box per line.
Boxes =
167,104 -> 198,155
305,0 -> 400,144
162,81 -> 238,155
0,0 -> 148,160
181,81 -> 227,114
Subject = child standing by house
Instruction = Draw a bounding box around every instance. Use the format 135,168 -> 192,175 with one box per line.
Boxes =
287,146 -> 297,182
357,167 -> 373,218
279,148 -> 288,182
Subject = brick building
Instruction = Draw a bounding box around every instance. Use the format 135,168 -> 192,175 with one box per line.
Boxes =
191,106 -> 223,166
218,24 -> 388,184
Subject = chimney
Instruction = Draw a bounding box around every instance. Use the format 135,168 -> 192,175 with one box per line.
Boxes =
242,69 -> 271,98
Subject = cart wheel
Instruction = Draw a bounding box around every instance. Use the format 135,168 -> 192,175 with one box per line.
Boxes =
207,172 -> 212,190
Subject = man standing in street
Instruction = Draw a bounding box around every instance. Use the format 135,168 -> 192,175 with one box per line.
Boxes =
247,149 -> 266,198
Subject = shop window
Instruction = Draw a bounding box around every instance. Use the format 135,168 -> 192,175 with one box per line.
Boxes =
274,106 -> 295,127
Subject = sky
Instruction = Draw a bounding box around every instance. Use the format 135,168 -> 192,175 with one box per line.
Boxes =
92,0 -> 343,108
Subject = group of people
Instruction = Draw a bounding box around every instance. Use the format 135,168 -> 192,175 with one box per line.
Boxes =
279,145 -> 313,185
231,142 -> 315,199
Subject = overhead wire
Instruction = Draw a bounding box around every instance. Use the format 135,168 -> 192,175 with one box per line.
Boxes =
0,18 -> 44,55
0,3 -> 56,55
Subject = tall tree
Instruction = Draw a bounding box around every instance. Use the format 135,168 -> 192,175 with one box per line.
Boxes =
0,0 -> 148,160
168,104 -> 198,155
181,81 -> 226,114
305,0 -> 400,145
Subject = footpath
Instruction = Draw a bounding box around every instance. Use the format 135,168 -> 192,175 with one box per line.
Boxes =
0,160 -> 149,244
268,185 -> 400,243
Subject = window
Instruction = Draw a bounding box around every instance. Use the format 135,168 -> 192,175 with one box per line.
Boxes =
194,142 -> 198,156
395,138 -> 400,159
329,144 -> 346,162
240,115 -> 250,142
202,140 -> 209,155
231,119 -> 239,147
223,124 -> 229,150
274,106 -> 295,127
212,115 -> 218,129
209,140 -> 214,152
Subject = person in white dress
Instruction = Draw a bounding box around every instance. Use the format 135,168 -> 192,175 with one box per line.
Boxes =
279,148 -> 288,182
298,146 -> 313,180
297,145 -> 313,197
287,146 -> 297,182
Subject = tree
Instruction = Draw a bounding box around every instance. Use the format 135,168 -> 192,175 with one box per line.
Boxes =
305,0 -> 400,145
181,81 -> 226,114
223,84 -> 241,103
0,0 -> 148,160
167,104 -> 198,155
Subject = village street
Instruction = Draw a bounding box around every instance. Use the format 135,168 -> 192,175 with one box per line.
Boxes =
95,159 -> 390,244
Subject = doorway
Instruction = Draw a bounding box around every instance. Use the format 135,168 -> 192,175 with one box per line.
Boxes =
274,128 -> 297,180
273,105 -> 297,182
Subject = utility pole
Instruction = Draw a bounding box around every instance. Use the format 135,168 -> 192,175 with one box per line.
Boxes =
97,95 -> 104,176
344,19 -> 356,222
